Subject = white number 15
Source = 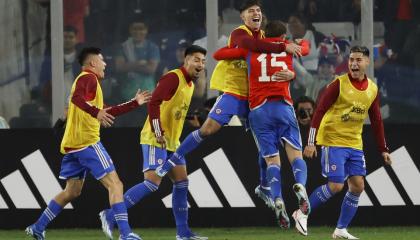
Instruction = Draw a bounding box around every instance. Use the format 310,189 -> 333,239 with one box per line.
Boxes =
256,52 -> 288,82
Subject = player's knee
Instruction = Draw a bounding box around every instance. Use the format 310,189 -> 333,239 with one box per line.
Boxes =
199,119 -> 220,136
64,188 -> 82,200
328,182 -> 345,193
145,176 -> 161,187
109,178 -> 124,196
349,181 -> 365,194
63,182 -> 83,200
199,125 -> 215,136
265,156 -> 281,166
171,172 -> 188,183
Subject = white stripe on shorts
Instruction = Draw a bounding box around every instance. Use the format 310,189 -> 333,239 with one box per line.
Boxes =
93,144 -> 109,169
324,146 -> 329,173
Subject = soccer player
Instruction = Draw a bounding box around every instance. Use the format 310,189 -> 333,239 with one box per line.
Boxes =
25,47 -> 151,240
213,20 -> 310,230
99,45 -> 208,240
297,46 -> 392,239
155,0 -> 301,208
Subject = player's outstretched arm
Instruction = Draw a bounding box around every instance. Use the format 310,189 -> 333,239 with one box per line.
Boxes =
296,39 -> 310,56
285,42 -> 302,57
232,29 -> 286,53
105,89 -> 151,117
97,108 -> 115,127
134,89 -> 152,105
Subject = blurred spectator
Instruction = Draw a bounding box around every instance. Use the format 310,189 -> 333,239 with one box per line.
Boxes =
288,12 -> 325,71
36,26 -> 83,109
157,39 -> 191,78
334,38 -> 351,75
64,0 -> 89,43
9,90 -> 51,128
167,0 -> 205,40
400,23 -> 420,68
114,19 -> 160,127
305,56 -> 336,102
63,26 -> 83,105
115,19 -> 160,101
293,95 -> 316,147
318,36 -> 351,75
383,0 -> 416,63
339,0 -> 361,25
193,16 -> 228,50
300,0 -> 341,22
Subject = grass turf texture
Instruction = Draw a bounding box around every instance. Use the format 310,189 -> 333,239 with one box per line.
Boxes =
4,226 -> 420,239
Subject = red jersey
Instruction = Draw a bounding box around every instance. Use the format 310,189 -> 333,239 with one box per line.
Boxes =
214,38 -> 310,109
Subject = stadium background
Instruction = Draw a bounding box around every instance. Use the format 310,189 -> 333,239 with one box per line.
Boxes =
0,0 -> 419,235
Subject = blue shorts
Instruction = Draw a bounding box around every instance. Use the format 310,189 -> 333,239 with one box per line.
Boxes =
248,100 -> 302,158
141,144 -> 186,172
208,93 -> 249,125
321,146 -> 366,183
59,142 -> 115,180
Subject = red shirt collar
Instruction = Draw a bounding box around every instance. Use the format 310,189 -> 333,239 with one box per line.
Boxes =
180,66 -> 193,84
347,73 -> 367,82
83,69 -> 100,79
244,25 -> 261,36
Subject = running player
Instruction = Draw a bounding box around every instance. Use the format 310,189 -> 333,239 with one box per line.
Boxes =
25,47 -> 151,240
296,46 -> 392,239
99,45 -> 208,240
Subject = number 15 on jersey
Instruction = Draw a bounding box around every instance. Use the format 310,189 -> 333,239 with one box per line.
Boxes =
256,52 -> 289,82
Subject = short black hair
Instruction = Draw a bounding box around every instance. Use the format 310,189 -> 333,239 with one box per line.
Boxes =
78,47 -> 101,66
350,45 -> 370,57
239,0 -> 262,12
294,95 -> 316,110
184,45 -> 207,57
265,20 -> 287,38
64,25 -> 78,34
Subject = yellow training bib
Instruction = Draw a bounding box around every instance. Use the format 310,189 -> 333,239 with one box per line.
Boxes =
140,69 -> 194,151
317,74 -> 378,149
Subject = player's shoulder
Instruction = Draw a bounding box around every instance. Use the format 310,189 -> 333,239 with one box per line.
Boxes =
158,70 -> 181,86
78,71 -> 98,83
231,25 -> 255,36
326,77 -> 340,88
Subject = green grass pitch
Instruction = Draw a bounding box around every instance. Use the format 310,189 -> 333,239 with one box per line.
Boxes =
3,226 -> 420,239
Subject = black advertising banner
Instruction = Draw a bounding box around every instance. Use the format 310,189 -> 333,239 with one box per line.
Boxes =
0,125 -> 419,229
